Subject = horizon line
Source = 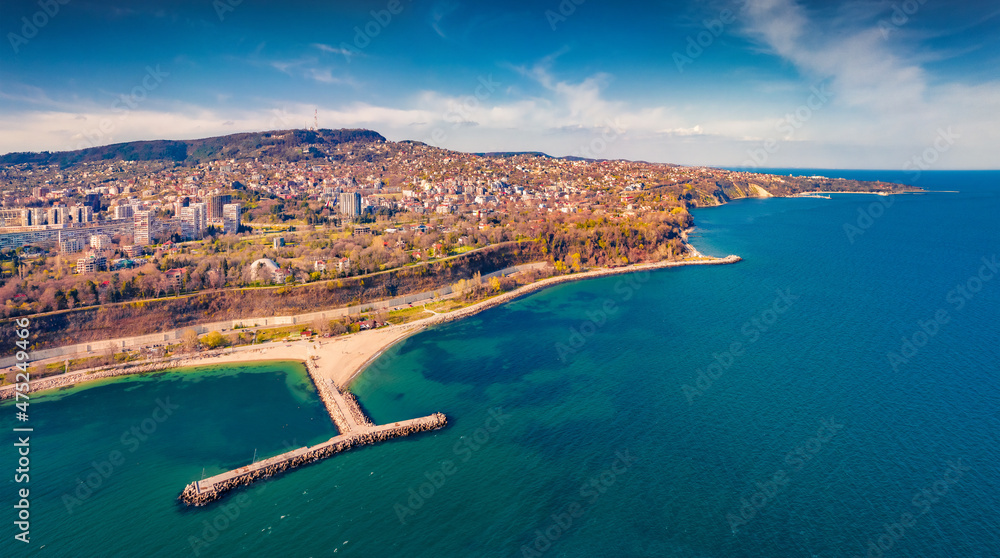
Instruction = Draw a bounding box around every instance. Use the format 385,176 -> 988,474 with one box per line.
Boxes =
3,127 -> 998,173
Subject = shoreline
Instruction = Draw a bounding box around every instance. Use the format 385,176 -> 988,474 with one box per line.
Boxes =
795,191 -> 892,196
342,253 -> 740,387
1,254 -> 741,399
792,190 -> 921,196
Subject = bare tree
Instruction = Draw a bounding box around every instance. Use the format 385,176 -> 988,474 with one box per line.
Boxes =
182,329 -> 200,352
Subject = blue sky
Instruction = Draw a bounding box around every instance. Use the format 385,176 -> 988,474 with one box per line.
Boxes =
1,0 -> 998,168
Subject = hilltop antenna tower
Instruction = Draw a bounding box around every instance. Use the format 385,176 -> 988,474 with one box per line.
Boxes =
313,109 -> 319,131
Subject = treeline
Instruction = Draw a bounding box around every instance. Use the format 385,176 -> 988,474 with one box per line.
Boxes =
539,210 -> 693,268
0,220 -> 521,317
1,242 -> 541,350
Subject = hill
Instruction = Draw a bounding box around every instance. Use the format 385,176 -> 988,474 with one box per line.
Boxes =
0,128 -> 386,168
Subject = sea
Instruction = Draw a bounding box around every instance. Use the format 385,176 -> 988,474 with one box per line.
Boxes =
4,170 -> 999,558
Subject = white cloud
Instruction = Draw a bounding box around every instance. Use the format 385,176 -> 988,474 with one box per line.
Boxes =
2,17 -> 998,171
730,0 -> 1000,167
311,43 -> 355,57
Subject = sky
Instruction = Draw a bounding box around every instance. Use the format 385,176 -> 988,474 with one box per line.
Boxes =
1,0 -> 998,169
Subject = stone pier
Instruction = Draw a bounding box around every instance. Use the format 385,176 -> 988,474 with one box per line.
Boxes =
178,361 -> 446,506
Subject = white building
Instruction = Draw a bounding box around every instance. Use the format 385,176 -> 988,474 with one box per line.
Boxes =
339,192 -> 361,217
90,234 -> 113,250
134,211 -> 154,246
222,203 -> 241,235
180,203 -> 207,240
76,254 -> 107,274
249,258 -> 285,283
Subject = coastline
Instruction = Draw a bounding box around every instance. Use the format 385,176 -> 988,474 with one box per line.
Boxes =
1,254 -> 740,398
793,190 -> 899,196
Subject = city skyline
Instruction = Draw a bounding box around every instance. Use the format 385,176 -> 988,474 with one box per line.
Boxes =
2,0 -> 998,169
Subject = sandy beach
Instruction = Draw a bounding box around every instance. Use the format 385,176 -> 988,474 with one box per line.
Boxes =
1,254 -> 740,398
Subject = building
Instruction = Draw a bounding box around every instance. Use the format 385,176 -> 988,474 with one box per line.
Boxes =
76,254 -> 107,274
90,234 -> 113,250
337,257 -> 351,273
58,234 -> 82,253
164,268 -> 185,292
180,203 -> 206,240
70,205 -> 93,223
208,194 -> 232,220
339,191 -> 361,217
122,245 -> 143,258
33,187 -> 50,199
273,237 -> 285,249
11,209 -> 29,227
47,205 -> 69,225
221,203 -> 241,235
113,204 -> 134,220
0,220 -> 134,250
314,260 -> 327,272
27,208 -> 45,226
192,202 -> 207,234
0,209 -> 24,227
134,211 -> 154,246
249,258 -> 285,283
84,193 -> 102,211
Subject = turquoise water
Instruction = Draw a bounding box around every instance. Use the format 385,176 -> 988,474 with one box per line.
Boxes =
4,171 -> 999,557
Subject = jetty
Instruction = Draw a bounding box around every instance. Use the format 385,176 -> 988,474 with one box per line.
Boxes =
179,361 -> 446,506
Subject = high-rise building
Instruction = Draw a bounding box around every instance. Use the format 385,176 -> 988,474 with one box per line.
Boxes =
113,204 -> 134,220
339,192 -> 361,217
222,203 -> 241,235
209,194 -> 232,220
84,193 -> 102,211
134,211 -> 153,246
47,205 -> 69,225
180,203 -> 206,240
70,205 -> 93,224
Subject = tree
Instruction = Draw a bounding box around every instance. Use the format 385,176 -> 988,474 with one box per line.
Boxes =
201,331 -> 226,349
182,329 -> 200,352
312,317 -> 331,335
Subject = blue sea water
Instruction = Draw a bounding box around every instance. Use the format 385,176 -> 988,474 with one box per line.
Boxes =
4,170 -> 999,557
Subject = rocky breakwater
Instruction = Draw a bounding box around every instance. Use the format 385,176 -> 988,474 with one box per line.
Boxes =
178,412 -> 448,506
304,360 -> 353,432
341,391 -> 376,428
0,360 -> 179,400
